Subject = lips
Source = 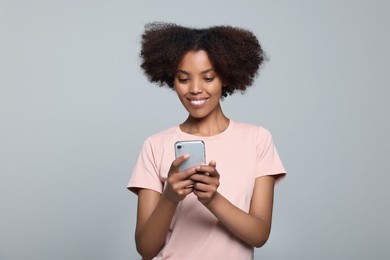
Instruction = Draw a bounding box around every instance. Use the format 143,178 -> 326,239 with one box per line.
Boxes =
189,98 -> 208,106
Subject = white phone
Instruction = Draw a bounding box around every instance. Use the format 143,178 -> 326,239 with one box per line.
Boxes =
174,140 -> 206,172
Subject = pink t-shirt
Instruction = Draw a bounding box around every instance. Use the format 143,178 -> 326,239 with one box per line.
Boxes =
128,120 -> 286,260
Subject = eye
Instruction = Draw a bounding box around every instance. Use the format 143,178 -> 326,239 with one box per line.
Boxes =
177,78 -> 189,83
204,77 -> 214,82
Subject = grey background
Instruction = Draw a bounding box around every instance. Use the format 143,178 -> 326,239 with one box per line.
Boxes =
0,0 -> 389,259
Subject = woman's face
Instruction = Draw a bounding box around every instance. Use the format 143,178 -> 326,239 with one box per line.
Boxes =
174,50 -> 223,120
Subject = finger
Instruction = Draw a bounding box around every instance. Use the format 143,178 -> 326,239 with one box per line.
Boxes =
208,160 -> 217,167
189,173 -> 211,183
181,187 -> 194,196
206,160 -> 217,176
173,180 -> 195,192
190,174 -> 220,190
193,182 -> 209,192
175,179 -> 195,190
195,165 -> 219,178
193,182 -> 218,194
182,167 -> 198,179
167,179 -> 194,194
170,154 -> 190,172
168,168 -> 197,183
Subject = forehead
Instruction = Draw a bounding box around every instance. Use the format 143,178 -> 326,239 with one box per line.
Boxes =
177,50 -> 213,72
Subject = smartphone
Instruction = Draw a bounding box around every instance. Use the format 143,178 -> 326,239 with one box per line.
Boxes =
174,140 -> 206,172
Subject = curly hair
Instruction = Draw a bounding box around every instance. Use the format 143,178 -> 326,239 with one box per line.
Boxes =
140,22 -> 266,97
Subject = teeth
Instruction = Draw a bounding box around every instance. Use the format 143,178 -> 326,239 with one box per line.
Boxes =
190,99 -> 206,105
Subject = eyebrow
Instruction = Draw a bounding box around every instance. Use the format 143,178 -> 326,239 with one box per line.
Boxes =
176,68 -> 215,75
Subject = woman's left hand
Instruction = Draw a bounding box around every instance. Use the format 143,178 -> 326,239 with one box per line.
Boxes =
189,160 -> 220,205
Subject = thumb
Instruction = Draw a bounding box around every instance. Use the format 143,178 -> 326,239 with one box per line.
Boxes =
208,160 -> 217,167
171,154 -> 190,172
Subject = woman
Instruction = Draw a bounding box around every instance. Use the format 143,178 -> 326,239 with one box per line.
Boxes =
128,22 -> 286,260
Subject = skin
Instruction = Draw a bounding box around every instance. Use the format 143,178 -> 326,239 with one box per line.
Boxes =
135,50 -> 277,259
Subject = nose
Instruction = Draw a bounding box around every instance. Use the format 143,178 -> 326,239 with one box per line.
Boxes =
189,78 -> 203,94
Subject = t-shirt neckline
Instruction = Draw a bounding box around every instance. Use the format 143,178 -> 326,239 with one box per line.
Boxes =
175,119 -> 234,141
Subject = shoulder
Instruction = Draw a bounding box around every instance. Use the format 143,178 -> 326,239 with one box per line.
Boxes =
141,126 -> 179,150
147,126 -> 177,141
230,120 -> 272,137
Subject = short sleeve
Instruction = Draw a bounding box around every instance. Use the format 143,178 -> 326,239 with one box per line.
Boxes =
256,128 -> 286,182
127,138 -> 164,194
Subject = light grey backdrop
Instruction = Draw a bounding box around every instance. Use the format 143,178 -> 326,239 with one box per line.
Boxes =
1,0 -> 389,259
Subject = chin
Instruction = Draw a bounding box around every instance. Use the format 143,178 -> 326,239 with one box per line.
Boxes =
188,112 -> 208,119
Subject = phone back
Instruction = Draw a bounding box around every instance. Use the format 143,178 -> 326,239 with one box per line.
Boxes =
174,140 -> 205,171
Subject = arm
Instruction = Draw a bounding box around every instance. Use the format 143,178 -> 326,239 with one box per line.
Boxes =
135,189 -> 177,259
207,176 -> 275,247
190,161 -> 276,247
135,155 -> 196,259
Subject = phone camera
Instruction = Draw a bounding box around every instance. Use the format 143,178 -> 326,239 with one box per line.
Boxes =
177,145 -> 182,149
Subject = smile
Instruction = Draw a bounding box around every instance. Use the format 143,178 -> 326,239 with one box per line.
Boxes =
189,98 -> 208,106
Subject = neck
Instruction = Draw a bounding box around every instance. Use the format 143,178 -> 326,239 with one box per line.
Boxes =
180,112 -> 229,137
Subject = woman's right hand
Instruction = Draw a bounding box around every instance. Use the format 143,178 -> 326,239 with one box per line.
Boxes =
162,154 -> 196,204
135,155 -> 196,259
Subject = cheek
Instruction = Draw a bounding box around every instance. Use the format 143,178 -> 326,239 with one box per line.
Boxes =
211,82 -> 223,96
174,84 -> 185,95
174,88 -> 187,103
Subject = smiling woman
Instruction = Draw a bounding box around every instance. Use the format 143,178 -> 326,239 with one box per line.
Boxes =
174,51 -> 225,127
140,22 -> 264,97
127,22 -> 286,260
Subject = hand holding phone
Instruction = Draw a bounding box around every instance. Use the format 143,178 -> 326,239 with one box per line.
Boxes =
174,140 -> 206,172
